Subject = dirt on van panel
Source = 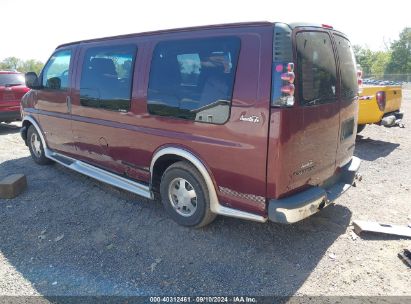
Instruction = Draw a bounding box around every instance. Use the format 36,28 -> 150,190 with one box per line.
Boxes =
0,91 -> 410,298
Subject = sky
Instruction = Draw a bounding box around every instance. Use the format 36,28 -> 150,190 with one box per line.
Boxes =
1,0 -> 409,62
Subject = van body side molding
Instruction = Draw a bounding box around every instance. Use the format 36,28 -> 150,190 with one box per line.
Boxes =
151,147 -> 267,223
22,115 -> 152,199
23,116 -> 266,223
46,150 -> 153,199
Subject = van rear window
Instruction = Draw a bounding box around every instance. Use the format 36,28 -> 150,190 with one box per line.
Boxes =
334,35 -> 358,100
147,37 -> 240,124
296,31 -> 337,105
80,45 -> 136,111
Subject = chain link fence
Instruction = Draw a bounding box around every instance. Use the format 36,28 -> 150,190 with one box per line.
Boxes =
364,74 -> 411,82
363,74 -> 411,89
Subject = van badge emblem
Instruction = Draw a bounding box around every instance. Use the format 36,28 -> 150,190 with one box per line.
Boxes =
301,160 -> 314,169
240,114 -> 260,123
293,161 -> 316,176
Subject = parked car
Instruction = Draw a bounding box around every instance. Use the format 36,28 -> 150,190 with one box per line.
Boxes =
357,85 -> 403,133
0,70 -> 30,123
21,22 -> 361,227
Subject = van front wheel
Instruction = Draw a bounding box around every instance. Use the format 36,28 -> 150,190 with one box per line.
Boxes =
27,125 -> 52,165
160,161 -> 216,228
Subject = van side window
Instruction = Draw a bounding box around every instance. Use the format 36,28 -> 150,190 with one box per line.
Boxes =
80,45 -> 136,111
147,37 -> 240,124
334,35 -> 358,100
42,50 -> 71,90
296,32 -> 337,105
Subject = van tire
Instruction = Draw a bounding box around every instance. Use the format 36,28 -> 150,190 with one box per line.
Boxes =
357,124 -> 366,134
160,161 -> 216,228
27,125 -> 52,165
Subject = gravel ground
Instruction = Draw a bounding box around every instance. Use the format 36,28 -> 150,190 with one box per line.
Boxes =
0,92 -> 410,299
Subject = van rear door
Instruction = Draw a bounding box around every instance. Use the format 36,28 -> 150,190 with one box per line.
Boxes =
293,30 -> 341,187
267,28 -> 342,198
333,34 -> 359,168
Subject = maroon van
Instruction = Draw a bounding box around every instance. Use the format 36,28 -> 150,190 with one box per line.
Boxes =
21,22 -> 361,227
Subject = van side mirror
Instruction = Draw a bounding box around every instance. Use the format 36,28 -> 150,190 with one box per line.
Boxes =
25,72 -> 41,89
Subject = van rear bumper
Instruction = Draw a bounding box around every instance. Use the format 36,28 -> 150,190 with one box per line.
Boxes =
268,156 -> 361,224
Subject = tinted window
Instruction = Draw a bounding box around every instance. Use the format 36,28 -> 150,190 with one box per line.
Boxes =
80,45 -> 136,111
147,37 -> 240,124
296,32 -> 337,105
42,50 -> 71,90
0,73 -> 25,86
334,35 -> 358,99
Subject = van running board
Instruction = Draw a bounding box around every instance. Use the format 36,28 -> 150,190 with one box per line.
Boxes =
46,150 -> 153,199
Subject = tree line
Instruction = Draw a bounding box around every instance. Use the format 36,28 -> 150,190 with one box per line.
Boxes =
0,57 -> 44,75
353,27 -> 410,79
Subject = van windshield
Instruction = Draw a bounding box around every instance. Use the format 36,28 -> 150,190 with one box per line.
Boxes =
334,35 -> 358,100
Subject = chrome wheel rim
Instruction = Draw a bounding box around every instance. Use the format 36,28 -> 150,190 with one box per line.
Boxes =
30,132 -> 42,158
168,178 -> 198,217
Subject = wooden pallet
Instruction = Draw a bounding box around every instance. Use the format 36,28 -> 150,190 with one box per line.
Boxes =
0,174 -> 27,199
353,220 -> 411,238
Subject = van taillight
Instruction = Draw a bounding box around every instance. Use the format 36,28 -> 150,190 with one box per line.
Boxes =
281,84 -> 295,95
281,64 -> 295,94
281,65 -> 295,82
272,62 -> 295,107
376,91 -> 386,111
272,23 -> 294,107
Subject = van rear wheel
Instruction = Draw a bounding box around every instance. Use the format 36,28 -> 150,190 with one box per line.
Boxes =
27,125 -> 52,165
160,161 -> 216,228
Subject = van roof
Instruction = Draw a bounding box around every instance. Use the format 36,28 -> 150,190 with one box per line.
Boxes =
288,22 -> 346,35
57,22 -> 272,48
57,22 -> 346,49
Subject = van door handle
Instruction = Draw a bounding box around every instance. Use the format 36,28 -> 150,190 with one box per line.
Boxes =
66,96 -> 72,113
